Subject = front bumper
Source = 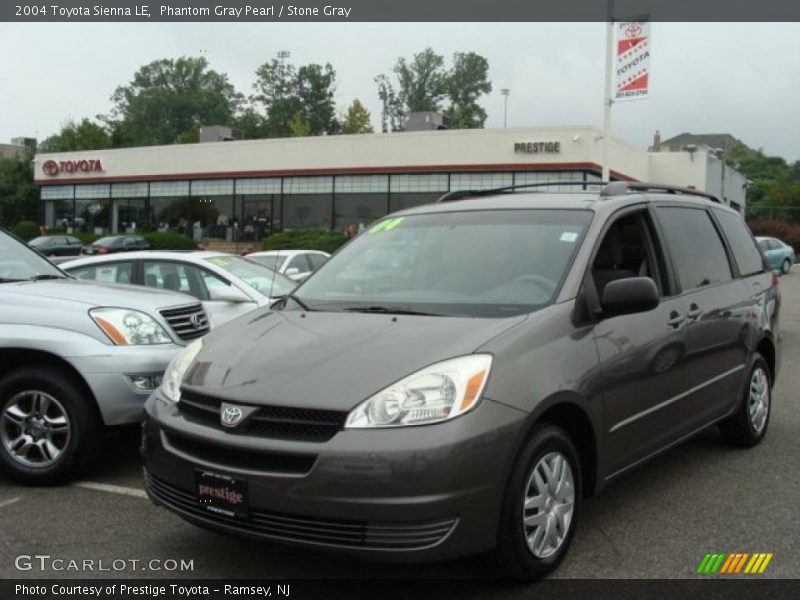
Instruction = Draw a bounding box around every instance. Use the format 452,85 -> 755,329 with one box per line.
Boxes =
71,344 -> 182,426
142,391 -> 526,562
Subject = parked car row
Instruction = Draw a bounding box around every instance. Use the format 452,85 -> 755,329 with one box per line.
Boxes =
2,184 -> 782,578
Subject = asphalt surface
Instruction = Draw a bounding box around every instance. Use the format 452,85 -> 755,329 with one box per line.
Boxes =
1,273 -> 799,580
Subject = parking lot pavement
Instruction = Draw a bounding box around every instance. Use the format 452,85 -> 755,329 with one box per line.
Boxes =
1,271 -> 799,580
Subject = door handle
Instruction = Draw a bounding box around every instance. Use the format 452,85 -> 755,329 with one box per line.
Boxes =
687,304 -> 702,320
667,311 -> 685,328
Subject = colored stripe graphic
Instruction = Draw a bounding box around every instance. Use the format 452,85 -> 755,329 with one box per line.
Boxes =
698,553 -> 727,574
703,552 -> 774,575
759,554 -> 774,573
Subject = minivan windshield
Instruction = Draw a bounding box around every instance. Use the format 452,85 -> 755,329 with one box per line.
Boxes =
0,230 -> 66,282
294,209 -> 592,317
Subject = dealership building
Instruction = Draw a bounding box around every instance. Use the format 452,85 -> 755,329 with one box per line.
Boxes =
33,125 -> 746,243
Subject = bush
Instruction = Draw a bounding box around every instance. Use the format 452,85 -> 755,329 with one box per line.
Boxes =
143,232 -> 196,250
263,229 -> 349,254
11,220 -> 40,241
747,219 -> 800,254
75,232 -> 100,245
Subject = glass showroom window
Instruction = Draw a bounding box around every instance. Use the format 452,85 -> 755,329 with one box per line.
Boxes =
333,175 -> 389,231
112,182 -> 149,233
283,177 -> 333,230
74,185 -> 111,234
190,180 -> 234,241
149,181 -> 190,236
389,174 -> 449,212
41,185 -> 74,230
236,178 -> 282,241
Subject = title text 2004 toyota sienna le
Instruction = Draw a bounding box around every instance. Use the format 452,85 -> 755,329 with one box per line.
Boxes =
143,182 -> 779,578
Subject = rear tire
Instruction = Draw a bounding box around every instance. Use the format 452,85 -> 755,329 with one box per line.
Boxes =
494,424 -> 581,579
720,354 -> 771,447
0,367 -> 100,485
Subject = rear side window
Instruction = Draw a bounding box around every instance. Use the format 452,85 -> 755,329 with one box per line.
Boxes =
656,207 -> 732,292
713,210 -> 765,276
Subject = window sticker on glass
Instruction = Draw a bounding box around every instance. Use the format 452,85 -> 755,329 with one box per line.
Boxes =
369,217 -> 405,234
559,232 -> 579,242
207,257 -> 230,267
96,267 -> 117,282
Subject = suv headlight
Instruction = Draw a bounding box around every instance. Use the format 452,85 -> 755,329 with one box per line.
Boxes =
345,355 -> 492,428
90,308 -> 172,345
161,338 -> 203,403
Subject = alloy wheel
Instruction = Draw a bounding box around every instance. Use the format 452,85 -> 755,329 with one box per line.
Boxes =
0,391 -> 71,468
522,451 -> 575,558
748,367 -> 770,433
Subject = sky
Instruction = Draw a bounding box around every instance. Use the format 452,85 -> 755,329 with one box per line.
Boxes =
1,22 -> 798,161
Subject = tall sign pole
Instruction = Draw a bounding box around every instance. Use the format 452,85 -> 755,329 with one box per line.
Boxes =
601,0 -> 614,182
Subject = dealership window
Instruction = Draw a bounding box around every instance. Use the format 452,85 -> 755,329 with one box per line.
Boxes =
236,179 -> 281,241
514,171 -> 587,191
112,182 -> 149,233
149,181 -> 190,236
450,172 -> 513,191
283,177 -> 333,230
333,175 -> 388,231
41,186 -> 75,230
389,174 -> 448,212
74,185 -> 111,234
190,180 -> 234,241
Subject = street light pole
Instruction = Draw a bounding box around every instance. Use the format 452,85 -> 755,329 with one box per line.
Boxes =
500,88 -> 510,128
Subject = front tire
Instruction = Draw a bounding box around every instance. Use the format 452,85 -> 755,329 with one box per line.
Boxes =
0,367 -> 100,485
720,354 -> 771,447
495,424 -> 581,579
781,258 -> 792,275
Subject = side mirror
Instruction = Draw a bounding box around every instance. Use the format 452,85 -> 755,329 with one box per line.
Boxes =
601,277 -> 659,318
208,285 -> 252,303
284,267 -> 300,276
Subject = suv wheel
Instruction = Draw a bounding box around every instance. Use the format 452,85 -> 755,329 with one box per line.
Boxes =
495,424 -> 581,578
781,258 -> 792,275
0,368 -> 99,485
720,354 -> 771,447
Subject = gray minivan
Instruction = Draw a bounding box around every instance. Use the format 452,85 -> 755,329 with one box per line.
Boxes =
143,182 -> 779,578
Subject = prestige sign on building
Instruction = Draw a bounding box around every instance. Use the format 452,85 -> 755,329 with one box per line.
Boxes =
615,21 -> 651,101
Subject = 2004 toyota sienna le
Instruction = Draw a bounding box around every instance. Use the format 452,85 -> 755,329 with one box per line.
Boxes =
143,182 -> 780,578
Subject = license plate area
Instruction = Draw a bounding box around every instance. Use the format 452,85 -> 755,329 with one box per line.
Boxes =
196,470 -> 249,519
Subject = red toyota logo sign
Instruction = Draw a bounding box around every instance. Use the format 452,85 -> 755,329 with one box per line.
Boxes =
42,160 -> 59,176
625,23 -> 643,38
41,158 -> 104,177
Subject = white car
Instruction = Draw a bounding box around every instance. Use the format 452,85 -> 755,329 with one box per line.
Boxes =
61,251 -> 296,327
246,250 -> 330,281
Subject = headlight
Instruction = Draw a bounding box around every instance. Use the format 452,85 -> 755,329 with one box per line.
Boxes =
90,308 -> 172,345
345,355 -> 492,428
161,338 -> 203,403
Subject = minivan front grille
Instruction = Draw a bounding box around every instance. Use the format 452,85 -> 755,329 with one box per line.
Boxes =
178,390 -> 347,443
162,430 -> 317,475
145,472 -> 458,550
160,304 -> 210,341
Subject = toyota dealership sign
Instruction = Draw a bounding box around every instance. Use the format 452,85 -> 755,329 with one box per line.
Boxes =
42,158 -> 104,177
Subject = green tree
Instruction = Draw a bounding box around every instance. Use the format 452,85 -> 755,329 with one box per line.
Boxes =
287,112 -> 311,137
231,105 -> 268,140
374,74 -> 404,133
105,56 -> 243,146
727,143 -> 792,206
253,57 -> 339,137
444,52 -> 492,129
341,99 -> 374,134
0,148 -> 37,227
39,118 -> 112,152
394,48 -> 448,113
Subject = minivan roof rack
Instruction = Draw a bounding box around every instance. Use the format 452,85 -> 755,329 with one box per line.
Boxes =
436,181 -> 609,203
599,181 -> 721,203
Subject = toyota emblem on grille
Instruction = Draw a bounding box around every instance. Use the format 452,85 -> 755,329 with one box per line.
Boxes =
221,406 -> 244,428
190,313 -> 204,328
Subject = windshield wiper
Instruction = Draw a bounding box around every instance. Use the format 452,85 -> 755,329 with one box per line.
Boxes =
29,274 -> 66,281
342,305 -> 449,317
0,278 -> 26,283
284,293 -> 314,311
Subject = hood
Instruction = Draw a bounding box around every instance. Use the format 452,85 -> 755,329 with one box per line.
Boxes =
184,310 -> 527,411
1,278 -> 195,311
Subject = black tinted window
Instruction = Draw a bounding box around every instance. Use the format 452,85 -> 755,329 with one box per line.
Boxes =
713,210 -> 765,276
657,207 -> 732,291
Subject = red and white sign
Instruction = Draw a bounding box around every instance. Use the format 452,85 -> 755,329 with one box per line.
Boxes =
615,21 -> 650,101
42,158 -> 104,177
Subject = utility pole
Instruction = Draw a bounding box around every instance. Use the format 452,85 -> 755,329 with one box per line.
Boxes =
501,88 -> 510,128
602,0 -> 615,181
